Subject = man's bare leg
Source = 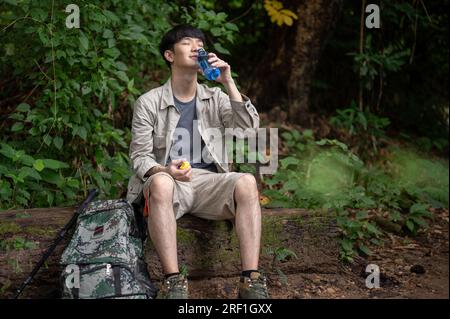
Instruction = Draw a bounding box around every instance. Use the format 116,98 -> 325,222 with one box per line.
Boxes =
234,174 -> 262,271
147,175 -> 179,274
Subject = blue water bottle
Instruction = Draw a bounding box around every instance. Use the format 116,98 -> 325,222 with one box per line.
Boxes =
197,48 -> 220,81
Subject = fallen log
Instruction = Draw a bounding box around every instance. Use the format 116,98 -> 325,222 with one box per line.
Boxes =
0,205 -> 339,298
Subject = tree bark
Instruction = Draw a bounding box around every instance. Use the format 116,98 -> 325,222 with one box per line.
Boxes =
247,0 -> 343,126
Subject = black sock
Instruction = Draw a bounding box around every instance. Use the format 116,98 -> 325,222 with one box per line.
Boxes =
164,272 -> 180,279
241,270 -> 259,278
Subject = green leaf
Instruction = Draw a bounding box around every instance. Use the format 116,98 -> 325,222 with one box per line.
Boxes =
40,170 -> 63,186
11,123 -> 24,132
9,113 -> 24,121
104,48 -> 120,59
47,191 -> 54,206
302,129 -> 314,138
19,167 -> 41,180
30,8 -> 48,21
366,223 -> 380,235
42,159 -> 69,170
127,78 -> 136,92
282,179 -> 298,191
81,86 -> 92,95
411,216 -> 429,228
103,29 -> 114,39
92,173 -> 105,189
406,219 -> 415,232
281,132 -> 292,140
115,61 -> 128,71
20,154 -> 35,167
16,103 -> 30,113
115,70 -> 129,83
77,126 -> 87,140
280,156 -> 300,168
225,22 -> 238,31
410,203 -> 429,215
18,167 -> 30,180
198,20 -> 210,30
53,136 -> 63,150
79,32 -> 89,51
291,130 -> 301,140
0,143 -> 15,159
43,134 -> 52,146
210,27 -> 222,36
33,159 -> 45,172
358,245 -> 372,256
341,239 -> 354,252
213,42 -> 231,55
66,178 -> 80,188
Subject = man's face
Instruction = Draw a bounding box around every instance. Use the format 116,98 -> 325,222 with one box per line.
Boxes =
165,37 -> 204,69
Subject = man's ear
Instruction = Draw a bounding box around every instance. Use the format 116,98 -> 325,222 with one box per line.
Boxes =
164,49 -> 174,64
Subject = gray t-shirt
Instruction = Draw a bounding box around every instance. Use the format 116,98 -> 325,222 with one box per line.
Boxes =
167,95 -> 217,172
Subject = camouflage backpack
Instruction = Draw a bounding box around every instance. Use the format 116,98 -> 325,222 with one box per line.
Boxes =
60,199 -> 157,299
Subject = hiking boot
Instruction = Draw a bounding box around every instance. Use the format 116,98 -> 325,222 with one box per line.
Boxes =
238,272 -> 270,299
157,274 -> 188,299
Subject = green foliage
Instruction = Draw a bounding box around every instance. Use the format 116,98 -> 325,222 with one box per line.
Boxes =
349,34 -> 410,92
0,0 -> 238,210
405,203 -> 433,234
178,0 -> 239,55
7,258 -> 23,274
179,264 -> 189,277
311,1 -> 448,148
330,100 -> 390,161
229,135 -> 267,175
0,236 -> 37,252
337,210 -> 382,262
386,146 -> 449,208
264,130 -> 366,210
0,222 -> 21,236
0,143 -> 78,209
264,246 -> 297,285
264,130 -> 447,262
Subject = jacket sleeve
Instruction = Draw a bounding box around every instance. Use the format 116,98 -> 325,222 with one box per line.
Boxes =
218,89 -> 260,132
129,97 -> 160,182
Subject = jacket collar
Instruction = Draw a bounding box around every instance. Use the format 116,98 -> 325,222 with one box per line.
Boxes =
161,77 -> 215,110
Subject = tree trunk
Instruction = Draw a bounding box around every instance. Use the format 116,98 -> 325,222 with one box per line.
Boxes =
247,0 -> 343,126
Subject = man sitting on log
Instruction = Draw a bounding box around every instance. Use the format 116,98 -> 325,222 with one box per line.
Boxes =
126,24 -> 268,299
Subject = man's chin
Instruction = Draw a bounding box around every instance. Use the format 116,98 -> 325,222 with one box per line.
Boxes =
177,64 -> 200,73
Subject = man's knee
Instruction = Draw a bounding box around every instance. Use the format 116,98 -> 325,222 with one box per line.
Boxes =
149,174 -> 174,202
235,174 -> 259,201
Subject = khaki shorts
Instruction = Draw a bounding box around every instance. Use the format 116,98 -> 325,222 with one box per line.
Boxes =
142,168 -> 252,221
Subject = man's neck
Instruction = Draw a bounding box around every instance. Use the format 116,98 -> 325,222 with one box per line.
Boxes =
171,68 -> 197,102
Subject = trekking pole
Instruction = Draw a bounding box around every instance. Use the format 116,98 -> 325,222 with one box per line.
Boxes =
13,188 -> 99,299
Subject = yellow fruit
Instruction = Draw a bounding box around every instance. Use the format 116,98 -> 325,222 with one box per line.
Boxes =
259,195 -> 271,205
179,161 -> 190,170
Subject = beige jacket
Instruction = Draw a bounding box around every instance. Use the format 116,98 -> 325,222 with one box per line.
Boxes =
126,78 -> 260,204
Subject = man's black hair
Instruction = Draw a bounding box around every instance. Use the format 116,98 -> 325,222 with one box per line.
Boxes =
159,24 -> 206,68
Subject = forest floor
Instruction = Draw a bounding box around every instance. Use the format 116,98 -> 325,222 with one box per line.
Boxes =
188,208 -> 449,299
1,207 -> 447,299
